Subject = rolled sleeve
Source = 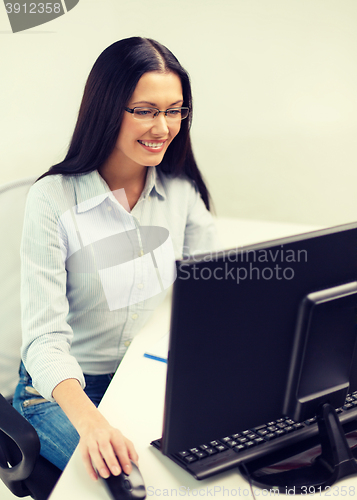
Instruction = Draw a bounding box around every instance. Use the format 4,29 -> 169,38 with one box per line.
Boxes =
20,184 -> 85,401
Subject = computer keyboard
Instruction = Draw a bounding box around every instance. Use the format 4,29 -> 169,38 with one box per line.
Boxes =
151,393 -> 357,480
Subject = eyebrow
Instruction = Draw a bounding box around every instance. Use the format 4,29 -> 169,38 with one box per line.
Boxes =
131,99 -> 184,107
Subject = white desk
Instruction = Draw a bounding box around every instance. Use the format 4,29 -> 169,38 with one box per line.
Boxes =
49,219 -> 357,500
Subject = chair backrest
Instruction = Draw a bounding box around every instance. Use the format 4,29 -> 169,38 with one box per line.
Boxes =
0,393 -> 61,500
0,393 -> 40,495
0,177 -> 37,398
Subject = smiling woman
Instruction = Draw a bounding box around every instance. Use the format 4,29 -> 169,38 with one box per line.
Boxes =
12,37 -> 217,484
120,71 -> 184,159
101,71 -> 185,208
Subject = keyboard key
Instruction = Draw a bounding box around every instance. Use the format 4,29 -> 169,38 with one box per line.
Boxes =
284,426 -> 295,433
200,444 -> 210,450
189,447 -> 200,454
194,451 -> 207,459
264,433 -> 277,441
277,422 -> 287,429
238,437 -> 248,444
205,447 -> 218,456
233,444 -> 246,452
254,437 -> 265,445
285,419 -> 295,425
267,426 -> 278,432
231,433 -> 242,439
184,455 -> 197,463
304,418 -> 316,425
343,403 -> 354,410
245,441 -> 255,448
178,450 -> 190,458
257,429 -> 269,436
226,440 -> 238,448
242,430 -> 251,436
215,444 -> 228,452
275,429 -> 285,437
294,423 -> 305,430
253,424 -> 267,431
221,437 -> 232,443
210,440 -> 220,447
247,433 -> 258,440
267,421 -> 276,426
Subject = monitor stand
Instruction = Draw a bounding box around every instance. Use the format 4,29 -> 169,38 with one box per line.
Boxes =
239,404 -> 357,494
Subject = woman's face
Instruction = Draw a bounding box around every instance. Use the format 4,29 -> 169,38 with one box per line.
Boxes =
114,71 -> 184,171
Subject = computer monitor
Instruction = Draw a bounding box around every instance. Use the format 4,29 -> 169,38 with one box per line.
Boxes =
157,221 -> 357,491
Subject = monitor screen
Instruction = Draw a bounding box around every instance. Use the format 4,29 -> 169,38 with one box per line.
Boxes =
161,222 -> 357,457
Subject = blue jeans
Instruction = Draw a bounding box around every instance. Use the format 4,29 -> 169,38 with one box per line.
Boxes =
13,362 -> 114,471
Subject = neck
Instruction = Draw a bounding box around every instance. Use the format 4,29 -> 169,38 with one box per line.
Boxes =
99,159 -> 148,210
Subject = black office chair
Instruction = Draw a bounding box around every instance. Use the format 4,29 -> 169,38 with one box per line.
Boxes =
0,393 -> 62,500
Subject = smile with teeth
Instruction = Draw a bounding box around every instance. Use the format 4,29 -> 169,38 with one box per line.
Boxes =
138,140 -> 165,149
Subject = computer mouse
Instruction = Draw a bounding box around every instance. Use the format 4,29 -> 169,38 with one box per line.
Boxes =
102,461 -> 146,500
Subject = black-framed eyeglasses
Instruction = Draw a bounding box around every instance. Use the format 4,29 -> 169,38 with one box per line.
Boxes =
124,106 -> 190,121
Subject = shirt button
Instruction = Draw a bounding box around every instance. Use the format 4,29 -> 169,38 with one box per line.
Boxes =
124,341 -> 131,347
131,313 -> 138,320
138,250 -> 144,257
137,283 -> 144,289
107,206 -> 112,211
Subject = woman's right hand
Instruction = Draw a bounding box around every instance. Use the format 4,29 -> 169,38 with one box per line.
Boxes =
78,410 -> 138,481
52,378 -> 138,480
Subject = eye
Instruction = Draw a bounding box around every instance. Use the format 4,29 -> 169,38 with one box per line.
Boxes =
134,108 -> 155,117
166,108 -> 182,116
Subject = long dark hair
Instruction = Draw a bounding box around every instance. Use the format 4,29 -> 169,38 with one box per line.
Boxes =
38,37 -> 211,210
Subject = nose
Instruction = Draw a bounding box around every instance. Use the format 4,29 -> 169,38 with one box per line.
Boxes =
151,112 -> 169,136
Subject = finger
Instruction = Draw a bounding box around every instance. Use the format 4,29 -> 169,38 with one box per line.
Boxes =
125,437 -> 139,464
98,440 -> 121,476
111,435 -> 132,475
80,446 -> 98,481
88,442 -> 111,479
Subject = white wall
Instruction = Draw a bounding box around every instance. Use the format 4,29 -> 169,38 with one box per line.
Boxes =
1,0 -> 357,226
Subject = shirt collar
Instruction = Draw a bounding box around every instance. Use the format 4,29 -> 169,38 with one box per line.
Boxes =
74,171 -> 111,213
142,166 -> 166,201
74,168 -> 166,214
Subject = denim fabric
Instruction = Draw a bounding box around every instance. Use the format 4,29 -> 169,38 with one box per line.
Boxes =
13,362 -> 113,471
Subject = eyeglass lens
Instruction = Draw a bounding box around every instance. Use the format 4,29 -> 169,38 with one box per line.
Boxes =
133,108 -> 189,120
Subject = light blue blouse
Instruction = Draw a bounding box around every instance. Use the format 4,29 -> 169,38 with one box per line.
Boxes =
20,167 -> 217,400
